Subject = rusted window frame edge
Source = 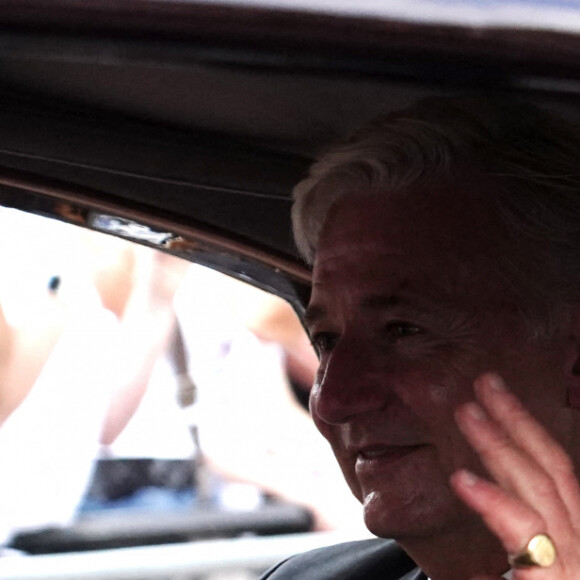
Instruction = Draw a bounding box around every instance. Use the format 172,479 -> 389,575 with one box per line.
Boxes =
0,166 -> 312,312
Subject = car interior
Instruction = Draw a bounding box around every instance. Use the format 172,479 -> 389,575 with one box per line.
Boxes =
0,2 -> 579,578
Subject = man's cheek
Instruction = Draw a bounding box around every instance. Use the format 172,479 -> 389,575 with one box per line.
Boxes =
393,375 -> 454,422
426,383 -> 450,405
398,366 -> 472,417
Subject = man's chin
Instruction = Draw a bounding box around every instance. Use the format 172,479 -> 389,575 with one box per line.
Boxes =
361,488 -> 460,540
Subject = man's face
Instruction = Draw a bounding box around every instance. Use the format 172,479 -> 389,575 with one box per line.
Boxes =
306,187 -> 573,541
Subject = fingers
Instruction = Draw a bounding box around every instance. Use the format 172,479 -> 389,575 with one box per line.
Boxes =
473,374 -> 559,464
459,374 -> 580,521
455,400 -> 571,532
474,374 -> 580,520
451,372 -> 580,578
450,468 -> 547,556
452,467 -> 568,579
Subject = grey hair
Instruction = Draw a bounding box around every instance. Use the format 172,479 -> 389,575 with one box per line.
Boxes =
292,96 -> 580,337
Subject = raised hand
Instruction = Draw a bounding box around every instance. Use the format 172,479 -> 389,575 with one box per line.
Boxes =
451,373 -> 580,579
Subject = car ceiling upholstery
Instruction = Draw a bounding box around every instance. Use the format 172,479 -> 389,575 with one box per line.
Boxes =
0,1 -> 579,268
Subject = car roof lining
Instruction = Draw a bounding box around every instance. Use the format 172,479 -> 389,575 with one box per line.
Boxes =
0,3 -> 579,306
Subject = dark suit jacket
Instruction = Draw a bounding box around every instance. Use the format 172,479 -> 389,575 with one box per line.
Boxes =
259,538 -> 426,580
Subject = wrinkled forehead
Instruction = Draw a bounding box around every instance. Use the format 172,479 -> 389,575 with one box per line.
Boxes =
312,187 -> 510,299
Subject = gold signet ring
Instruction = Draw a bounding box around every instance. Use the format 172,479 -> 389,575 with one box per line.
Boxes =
508,534 -> 557,568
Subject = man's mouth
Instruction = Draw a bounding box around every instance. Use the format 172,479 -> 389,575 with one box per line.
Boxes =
355,444 -> 426,469
360,446 -> 393,459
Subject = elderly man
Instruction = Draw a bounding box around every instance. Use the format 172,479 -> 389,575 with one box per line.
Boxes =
260,97 -> 580,579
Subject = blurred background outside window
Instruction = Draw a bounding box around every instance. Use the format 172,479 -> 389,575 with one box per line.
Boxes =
0,207 -> 368,579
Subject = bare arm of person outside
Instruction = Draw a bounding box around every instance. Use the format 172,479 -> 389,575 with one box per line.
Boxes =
0,292 -> 66,426
99,246 -> 189,446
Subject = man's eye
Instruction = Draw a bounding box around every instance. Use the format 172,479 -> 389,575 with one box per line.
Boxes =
312,332 -> 338,353
384,321 -> 422,339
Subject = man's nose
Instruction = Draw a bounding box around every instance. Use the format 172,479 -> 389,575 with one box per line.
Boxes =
311,339 -> 392,425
